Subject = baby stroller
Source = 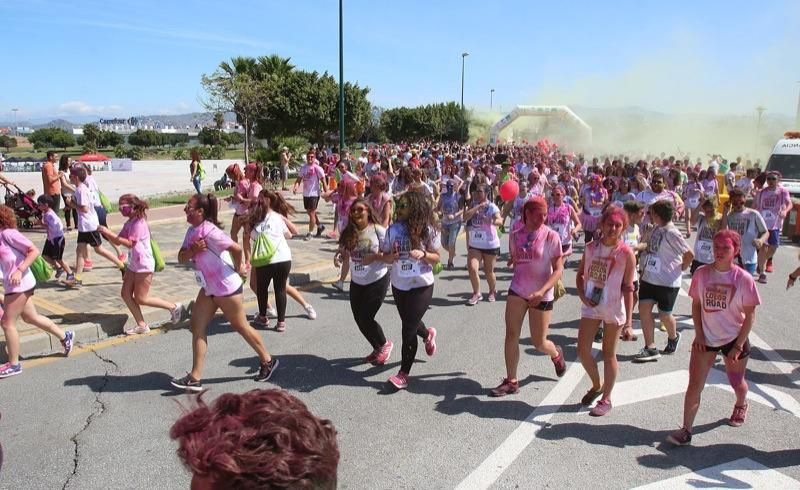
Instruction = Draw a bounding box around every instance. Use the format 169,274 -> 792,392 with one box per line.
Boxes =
265,165 -> 282,190
3,183 -> 40,229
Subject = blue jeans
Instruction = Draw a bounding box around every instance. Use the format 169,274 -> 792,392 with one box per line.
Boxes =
192,176 -> 202,194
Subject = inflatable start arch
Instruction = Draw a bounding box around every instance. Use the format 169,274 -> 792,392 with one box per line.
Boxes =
488,105 -> 592,146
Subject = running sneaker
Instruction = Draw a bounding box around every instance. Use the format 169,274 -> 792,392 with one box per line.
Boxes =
170,373 -> 203,393
489,378 -> 520,397
69,279 -> 83,288
316,224 -> 326,238
61,330 -> 74,356
254,358 -> 279,382
364,349 -> 380,364
64,273 -> 77,286
388,371 -> 409,390
446,262 -> 454,270
276,321 -> 286,332
729,403 -> 748,427
373,340 -> 394,365
170,303 -> 185,324
757,273 -> 767,284
332,280 -> 344,291
487,291 -> 496,302
666,427 -> 692,446
766,257 -> 774,273
632,347 -> 661,363
551,345 -> 567,377
304,304 -> 317,320
0,362 -> 22,379
252,315 -> 269,328
266,306 -> 277,317
424,327 -> 437,356
581,387 -> 603,406
304,233 -> 312,241
466,293 -> 481,306
589,399 -> 612,417
662,332 -> 682,355
54,268 -> 64,279
83,259 -> 93,271
124,324 -> 150,335
594,326 -> 604,343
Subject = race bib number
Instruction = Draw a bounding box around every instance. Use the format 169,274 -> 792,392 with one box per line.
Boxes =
398,259 -> 421,277
194,270 -> 207,289
645,255 -> 662,274
687,197 -> 699,208
352,262 -> 369,278
470,229 -> 491,248
550,223 -> 566,238
585,280 -> 607,306
589,208 -> 602,218
697,240 -> 713,263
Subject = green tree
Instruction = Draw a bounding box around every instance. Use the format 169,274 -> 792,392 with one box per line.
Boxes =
99,130 -> 124,148
256,54 -> 295,78
28,128 -> 75,150
128,129 -> 163,148
82,124 -> 101,147
114,144 -> 127,157
223,131 -> 245,147
198,127 -> 224,146
82,141 -> 98,155
213,112 -> 225,129
0,135 -> 18,151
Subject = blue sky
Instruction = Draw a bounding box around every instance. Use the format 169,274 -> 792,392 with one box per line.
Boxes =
2,0 -> 799,121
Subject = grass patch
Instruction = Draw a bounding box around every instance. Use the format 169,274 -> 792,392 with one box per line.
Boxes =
107,188 -> 234,212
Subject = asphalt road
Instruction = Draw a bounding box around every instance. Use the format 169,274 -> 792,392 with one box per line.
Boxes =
2,234 -> 799,489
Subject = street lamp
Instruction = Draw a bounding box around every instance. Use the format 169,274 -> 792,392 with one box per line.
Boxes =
460,52 -> 469,142
11,108 -> 18,136
755,106 -> 766,158
490,89 -> 495,111
338,0 -> 345,153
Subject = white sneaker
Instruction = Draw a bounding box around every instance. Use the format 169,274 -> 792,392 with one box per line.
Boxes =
332,280 -> 344,291
170,303 -> 184,324
304,304 -> 317,320
125,324 -> 150,335
266,306 -> 277,317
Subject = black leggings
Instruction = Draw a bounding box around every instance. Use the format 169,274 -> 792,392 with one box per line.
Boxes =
350,273 -> 390,349
255,260 -> 292,321
62,195 -> 78,228
392,284 -> 433,373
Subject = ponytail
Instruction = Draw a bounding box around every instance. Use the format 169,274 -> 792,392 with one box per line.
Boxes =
195,193 -> 221,228
119,193 -> 149,219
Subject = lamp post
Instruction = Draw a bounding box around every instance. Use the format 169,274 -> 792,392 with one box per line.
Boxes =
338,0 -> 345,153
490,89 -> 495,111
755,106 -> 766,158
460,52 -> 469,142
11,108 -> 18,136
795,81 -> 800,129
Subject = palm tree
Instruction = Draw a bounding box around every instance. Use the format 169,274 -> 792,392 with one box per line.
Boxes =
256,55 -> 295,79
219,56 -> 258,78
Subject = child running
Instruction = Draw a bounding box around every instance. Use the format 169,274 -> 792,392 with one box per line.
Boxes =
98,194 -> 184,334
36,195 -> 76,286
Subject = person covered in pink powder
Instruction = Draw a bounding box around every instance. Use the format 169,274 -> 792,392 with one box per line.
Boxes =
489,196 -> 567,397
667,229 -> 760,446
98,194 -> 184,335
575,206 -> 636,416
169,193 -> 278,393
327,179 -> 359,292
580,174 -> 608,243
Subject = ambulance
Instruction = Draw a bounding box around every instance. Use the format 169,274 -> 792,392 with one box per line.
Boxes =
766,132 -> 800,240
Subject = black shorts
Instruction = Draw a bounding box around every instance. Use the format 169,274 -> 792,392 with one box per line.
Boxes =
638,280 -> 680,313
77,231 -> 103,247
303,196 -> 320,211
203,285 -> 244,298
469,247 -> 501,256
508,288 -> 554,311
706,338 -> 751,358
42,236 -> 66,260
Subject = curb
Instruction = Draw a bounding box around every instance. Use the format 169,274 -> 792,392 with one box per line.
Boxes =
2,261 -> 341,363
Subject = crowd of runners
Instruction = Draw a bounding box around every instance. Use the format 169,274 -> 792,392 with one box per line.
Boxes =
1,140 -> 795,448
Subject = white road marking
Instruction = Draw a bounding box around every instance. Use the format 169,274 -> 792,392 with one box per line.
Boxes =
632,457 -> 800,489
456,357 -> 591,490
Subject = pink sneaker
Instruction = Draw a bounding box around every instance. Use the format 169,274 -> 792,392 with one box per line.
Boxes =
424,328 -> 437,356
388,371 -> 409,389
551,346 -> 566,377
729,403 -> 748,427
466,293 -> 481,306
364,349 -> 379,364
487,291 -> 496,302
589,399 -> 612,417
373,340 -> 394,365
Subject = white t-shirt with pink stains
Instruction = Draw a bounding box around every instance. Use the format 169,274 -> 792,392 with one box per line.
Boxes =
689,265 -> 761,347
509,226 -> 563,301
182,221 -> 243,296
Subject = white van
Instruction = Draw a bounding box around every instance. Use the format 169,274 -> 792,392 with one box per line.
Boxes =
766,133 -> 800,197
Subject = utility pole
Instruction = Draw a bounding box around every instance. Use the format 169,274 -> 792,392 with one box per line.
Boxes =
490,89 -> 495,111
338,0 -> 345,153
755,106 -> 766,158
11,108 -> 18,136
460,52 -> 469,142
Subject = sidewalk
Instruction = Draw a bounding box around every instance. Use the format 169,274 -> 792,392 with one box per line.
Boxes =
0,192 -> 342,362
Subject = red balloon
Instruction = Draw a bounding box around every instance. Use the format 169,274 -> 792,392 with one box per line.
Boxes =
499,180 -> 519,202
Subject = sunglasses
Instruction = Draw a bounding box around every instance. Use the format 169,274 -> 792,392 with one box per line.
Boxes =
397,203 -> 409,209
767,176 -> 778,181
184,205 -> 198,212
